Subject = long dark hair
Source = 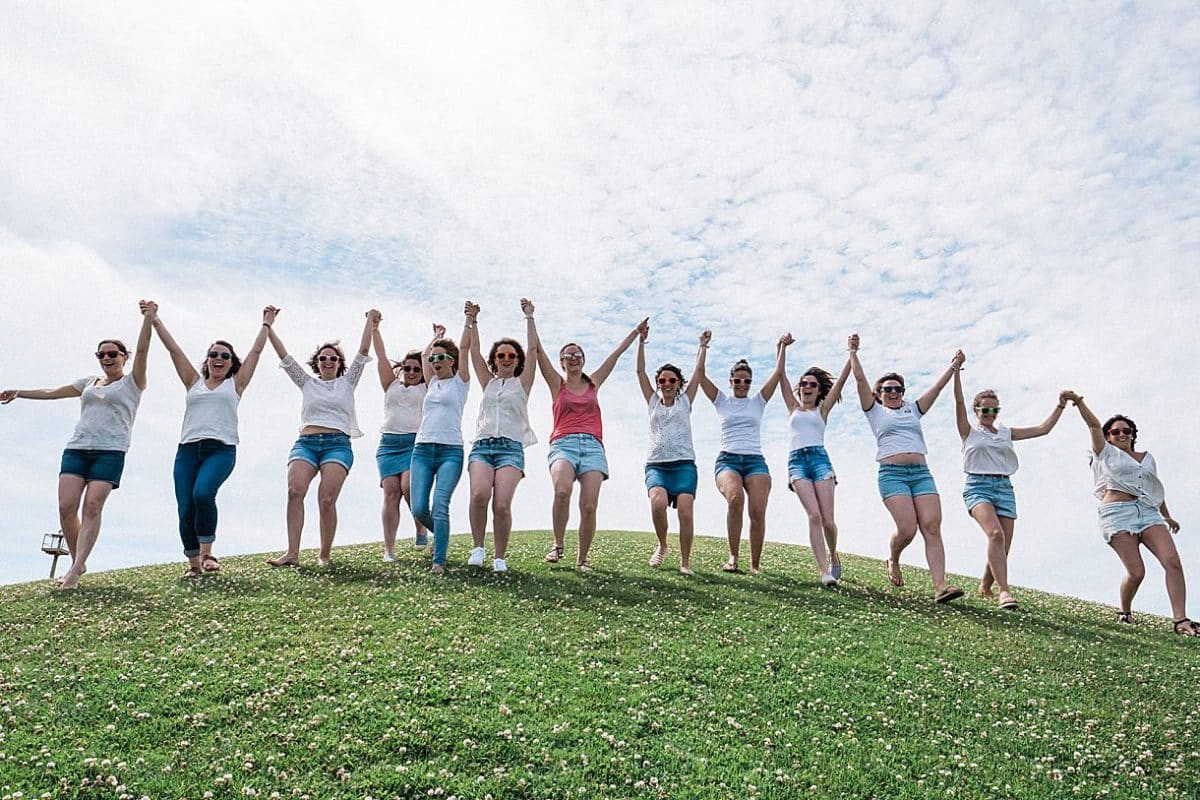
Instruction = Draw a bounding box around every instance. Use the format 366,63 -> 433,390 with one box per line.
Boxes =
1102,414 -> 1138,447
391,349 -> 426,385
797,366 -> 835,404
488,338 -> 526,377
201,340 -> 242,379
560,342 -> 593,385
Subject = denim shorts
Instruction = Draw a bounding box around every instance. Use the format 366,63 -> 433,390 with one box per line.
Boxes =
470,436 -> 526,472
547,433 -> 609,479
60,448 -> 126,488
877,463 -> 938,500
1098,500 -> 1165,543
787,446 -> 836,485
714,451 -> 770,480
288,432 -> 353,472
645,460 -> 698,507
963,474 -> 1017,519
376,432 -> 416,481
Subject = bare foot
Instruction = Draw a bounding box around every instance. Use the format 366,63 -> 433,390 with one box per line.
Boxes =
978,584 -> 995,599
56,571 -> 81,590
679,565 -> 693,576
886,558 -> 904,587
266,555 -> 299,568
430,564 -> 445,575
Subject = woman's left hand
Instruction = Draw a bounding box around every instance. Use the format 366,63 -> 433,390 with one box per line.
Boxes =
1166,516 -> 1181,534
951,349 -> 965,370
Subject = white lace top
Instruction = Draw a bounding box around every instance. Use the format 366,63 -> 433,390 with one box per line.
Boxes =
646,393 -> 695,463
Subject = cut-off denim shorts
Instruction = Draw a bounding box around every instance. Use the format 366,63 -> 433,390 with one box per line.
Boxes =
469,436 -> 526,472
877,463 -> 938,500
1098,500 -> 1165,543
714,451 -> 770,480
547,433 -> 609,479
288,432 -> 353,472
60,448 -> 126,488
787,446 -> 836,485
376,432 -> 416,482
962,474 -> 1017,519
645,460 -> 698,507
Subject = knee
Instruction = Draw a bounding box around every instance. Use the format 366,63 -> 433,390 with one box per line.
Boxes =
725,491 -> 745,512
678,507 -> 694,526
1162,553 -> 1184,575
649,494 -> 669,514
984,526 -> 1005,546
317,494 -> 338,514
578,498 -> 598,518
805,510 -> 824,528
748,508 -> 766,525
822,519 -> 838,536
58,500 -> 78,521
553,486 -> 572,504
470,488 -> 492,508
492,498 -> 512,519
382,486 -> 402,505
286,482 -> 308,502
80,499 -> 105,520
1126,564 -> 1146,583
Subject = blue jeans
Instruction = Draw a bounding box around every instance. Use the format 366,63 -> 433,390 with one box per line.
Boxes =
173,440 -> 237,557
410,442 -> 464,566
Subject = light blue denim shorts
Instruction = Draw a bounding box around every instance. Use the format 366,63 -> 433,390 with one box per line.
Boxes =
787,446 -> 836,485
376,432 -> 416,481
1098,500 -> 1165,543
714,451 -> 770,480
645,459 -> 698,507
877,463 -> 938,500
288,432 -> 353,472
547,433 -> 608,479
469,436 -> 526,473
962,474 -> 1017,519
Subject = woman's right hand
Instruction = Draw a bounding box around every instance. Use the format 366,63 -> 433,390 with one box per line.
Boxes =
0,390 -> 17,404
521,298 -> 535,317
263,305 -> 280,326
432,323 -> 447,339
139,299 -> 159,319
637,318 -> 650,342
1061,389 -> 1082,405
952,349 -> 966,370
699,329 -> 712,346
848,333 -> 859,352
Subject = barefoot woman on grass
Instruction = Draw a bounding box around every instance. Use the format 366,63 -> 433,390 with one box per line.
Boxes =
951,360 -> 1070,610
1069,395 -> 1197,635
779,341 -> 853,586
528,305 -> 646,570
698,333 -> 789,575
1,301 -> 154,590
635,326 -> 709,575
849,334 -> 964,604
266,311 -> 375,568
148,303 -> 275,576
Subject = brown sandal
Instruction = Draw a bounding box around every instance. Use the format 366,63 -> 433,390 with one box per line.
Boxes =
1173,618 -> 1199,636
544,545 -> 564,563
201,555 -> 220,573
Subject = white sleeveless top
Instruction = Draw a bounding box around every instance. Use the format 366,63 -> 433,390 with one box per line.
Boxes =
864,400 -> 927,461
65,374 -> 143,452
1092,443 -> 1164,506
474,378 -> 537,446
961,424 -> 1018,476
382,382 -> 425,434
180,378 -> 240,445
646,393 -> 695,463
788,408 -> 826,450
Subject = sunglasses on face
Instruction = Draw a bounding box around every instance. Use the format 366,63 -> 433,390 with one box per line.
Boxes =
561,352 -> 584,361
495,352 -> 519,361
95,350 -> 123,360
207,351 -> 232,361
731,378 -> 752,386
657,377 -> 678,385
400,366 -> 422,373
428,353 -> 453,363
976,406 -> 1001,414
317,355 -> 341,363
799,380 -> 820,388
1108,428 -> 1133,437
880,385 -> 904,394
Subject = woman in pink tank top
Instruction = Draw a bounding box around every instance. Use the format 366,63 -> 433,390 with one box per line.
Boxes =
527,300 -> 647,570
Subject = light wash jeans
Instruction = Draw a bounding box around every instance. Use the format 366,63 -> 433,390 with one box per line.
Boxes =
410,442 -> 464,565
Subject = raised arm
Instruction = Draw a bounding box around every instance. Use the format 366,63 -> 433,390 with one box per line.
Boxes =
266,321 -> 289,361
819,353 -> 854,420
148,307 -> 200,389
634,325 -> 653,403
371,319 -> 396,391
422,323 -> 445,384
523,302 -> 562,395
233,305 -> 277,395
915,349 -> 964,415
686,329 -> 710,404
1066,391 -> 1105,454
758,333 -> 792,402
778,341 -> 797,413
1,383 -> 82,403
952,357 -> 971,440
358,310 -> 375,358
465,301 -> 490,388
590,317 -> 648,389
457,308 -> 473,383
1010,391 -> 1070,441
520,299 -> 539,394
848,334 -> 873,411
131,300 -> 156,391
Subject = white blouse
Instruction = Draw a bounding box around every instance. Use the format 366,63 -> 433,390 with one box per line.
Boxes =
280,352 -> 370,438
1093,442 -> 1164,507
646,393 -> 695,463
382,382 -> 426,435
65,374 -> 143,452
961,424 -> 1019,476
415,376 -> 470,446
474,378 -> 537,446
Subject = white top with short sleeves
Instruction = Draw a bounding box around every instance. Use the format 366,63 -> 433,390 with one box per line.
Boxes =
416,376 -> 470,446
788,408 -> 826,451
714,391 -> 767,456
961,424 -> 1019,476
65,374 -> 143,452
647,393 -> 695,463
865,400 -> 927,461
280,352 -> 370,438
382,382 -> 426,435
180,377 -> 240,446
1092,442 -> 1164,506
474,377 -> 536,446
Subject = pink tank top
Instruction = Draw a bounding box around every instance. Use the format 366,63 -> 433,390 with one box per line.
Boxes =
550,382 -> 603,443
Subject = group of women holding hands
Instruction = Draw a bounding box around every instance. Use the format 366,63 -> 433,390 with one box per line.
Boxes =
3,299 -> 1196,636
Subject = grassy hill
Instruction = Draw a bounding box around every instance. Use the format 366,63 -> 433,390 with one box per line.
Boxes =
2,531 -> 1198,799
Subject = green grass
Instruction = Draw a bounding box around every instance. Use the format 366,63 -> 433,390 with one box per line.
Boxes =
2,531 -> 1198,799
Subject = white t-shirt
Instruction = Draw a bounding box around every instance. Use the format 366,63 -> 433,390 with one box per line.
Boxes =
714,391 -> 767,456
961,424 -> 1019,476
1092,442 -> 1164,506
281,352 -> 370,438
180,377 -> 240,446
416,376 -> 470,446
65,374 -> 143,452
787,408 -> 826,451
646,393 -> 695,463
381,382 -> 426,435
864,400 -> 927,461
474,377 -> 537,446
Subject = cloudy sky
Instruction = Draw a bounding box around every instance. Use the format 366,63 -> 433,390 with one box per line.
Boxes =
2,2 -> 1196,615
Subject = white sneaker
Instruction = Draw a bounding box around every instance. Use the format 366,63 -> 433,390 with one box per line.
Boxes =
467,547 -> 486,567
382,552 -> 395,562
492,558 -> 508,573
821,573 -> 838,587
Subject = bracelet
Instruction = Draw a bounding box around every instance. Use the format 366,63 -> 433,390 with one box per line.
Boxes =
1056,404 -> 1066,410
263,322 -> 271,328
